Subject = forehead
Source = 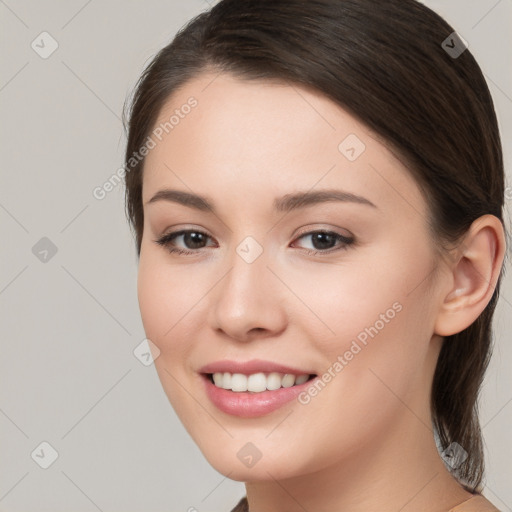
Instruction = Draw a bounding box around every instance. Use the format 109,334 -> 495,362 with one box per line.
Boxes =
141,72 -> 427,218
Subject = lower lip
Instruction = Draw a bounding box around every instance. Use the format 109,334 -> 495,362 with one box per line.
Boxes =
201,374 -> 317,418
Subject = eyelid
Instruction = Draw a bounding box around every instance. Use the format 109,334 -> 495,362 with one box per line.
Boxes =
291,229 -> 355,254
293,224 -> 354,240
156,228 -> 216,249
155,226 -> 355,256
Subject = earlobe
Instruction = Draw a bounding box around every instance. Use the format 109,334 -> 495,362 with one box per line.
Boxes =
434,214 -> 506,337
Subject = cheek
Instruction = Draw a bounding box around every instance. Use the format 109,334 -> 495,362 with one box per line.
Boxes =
137,250 -> 196,360
137,258 -> 170,345
258,295 -> 432,478
137,252 -> 206,432
283,240 -> 435,422
284,238 -> 432,354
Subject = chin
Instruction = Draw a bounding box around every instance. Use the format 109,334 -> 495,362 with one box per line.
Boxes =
197,438 -> 313,483
208,457 -> 297,482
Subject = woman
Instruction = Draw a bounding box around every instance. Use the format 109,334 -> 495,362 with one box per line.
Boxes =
122,0 -> 506,510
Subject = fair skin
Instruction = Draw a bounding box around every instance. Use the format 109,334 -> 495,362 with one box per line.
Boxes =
137,72 -> 505,511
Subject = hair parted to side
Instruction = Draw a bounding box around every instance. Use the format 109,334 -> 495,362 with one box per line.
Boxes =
122,0 -> 507,492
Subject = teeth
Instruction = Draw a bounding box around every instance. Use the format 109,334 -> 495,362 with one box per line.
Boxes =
281,374 -> 295,388
231,373 -> 247,392
248,373 -> 267,392
211,371 -> 311,392
295,374 -> 309,385
222,372 -> 232,390
212,372 -> 226,387
267,372 -> 282,391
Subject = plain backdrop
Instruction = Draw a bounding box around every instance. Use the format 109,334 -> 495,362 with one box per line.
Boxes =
1,1 -> 511,510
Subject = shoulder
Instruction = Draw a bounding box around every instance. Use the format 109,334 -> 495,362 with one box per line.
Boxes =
449,494 -> 501,512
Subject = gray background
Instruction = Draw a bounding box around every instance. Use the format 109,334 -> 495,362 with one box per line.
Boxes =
0,0 -> 511,510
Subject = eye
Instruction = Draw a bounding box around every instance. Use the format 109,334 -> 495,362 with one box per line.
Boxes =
154,228 -> 355,256
291,230 -> 355,255
154,229 -> 216,255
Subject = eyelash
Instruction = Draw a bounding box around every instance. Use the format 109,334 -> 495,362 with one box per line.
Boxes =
154,229 -> 355,256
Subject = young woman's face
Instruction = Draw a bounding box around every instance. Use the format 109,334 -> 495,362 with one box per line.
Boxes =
138,72 -> 446,481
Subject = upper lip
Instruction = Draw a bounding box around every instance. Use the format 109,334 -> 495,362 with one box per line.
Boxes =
199,359 -> 315,376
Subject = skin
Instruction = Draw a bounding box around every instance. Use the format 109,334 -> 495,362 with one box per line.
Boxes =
137,72 -> 505,511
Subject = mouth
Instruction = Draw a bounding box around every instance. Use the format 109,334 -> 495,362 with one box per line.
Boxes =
200,371 -> 319,418
203,371 -> 317,393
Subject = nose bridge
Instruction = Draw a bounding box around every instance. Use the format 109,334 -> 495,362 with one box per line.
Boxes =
221,234 -> 273,308
210,233 -> 286,339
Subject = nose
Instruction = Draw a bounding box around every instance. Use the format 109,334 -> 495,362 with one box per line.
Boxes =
208,244 -> 288,343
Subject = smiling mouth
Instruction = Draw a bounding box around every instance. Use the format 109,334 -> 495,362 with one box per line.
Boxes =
204,372 -> 317,393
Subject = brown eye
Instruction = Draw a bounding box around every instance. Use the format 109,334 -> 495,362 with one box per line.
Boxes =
155,230 -> 215,255
293,230 -> 354,254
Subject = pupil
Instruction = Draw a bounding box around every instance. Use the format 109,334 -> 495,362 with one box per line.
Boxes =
185,232 -> 205,249
312,232 -> 335,250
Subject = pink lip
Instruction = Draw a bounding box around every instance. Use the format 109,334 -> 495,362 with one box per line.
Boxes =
198,358 -> 313,376
201,373 -> 317,418
198,359 -> 318,418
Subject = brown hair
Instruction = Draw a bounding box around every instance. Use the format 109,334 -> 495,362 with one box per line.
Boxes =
123,0 -> 506,492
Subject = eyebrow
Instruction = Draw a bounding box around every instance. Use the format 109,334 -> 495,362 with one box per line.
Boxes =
146,188 -> 377,213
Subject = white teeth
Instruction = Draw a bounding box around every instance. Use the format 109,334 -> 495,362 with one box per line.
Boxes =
221,372 -> 231,390
231,373 -> 247,392
281,374 -> 295,388
212,373 -> 223,387
295,374 -> 309,385
247,373 -> 267,392
211,371 -> 312,392
266,372 -> 282,390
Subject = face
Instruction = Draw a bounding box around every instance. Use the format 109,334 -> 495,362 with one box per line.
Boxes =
137,72 -> 445,481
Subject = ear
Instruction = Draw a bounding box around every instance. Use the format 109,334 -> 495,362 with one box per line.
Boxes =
434,214 -> 506,337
